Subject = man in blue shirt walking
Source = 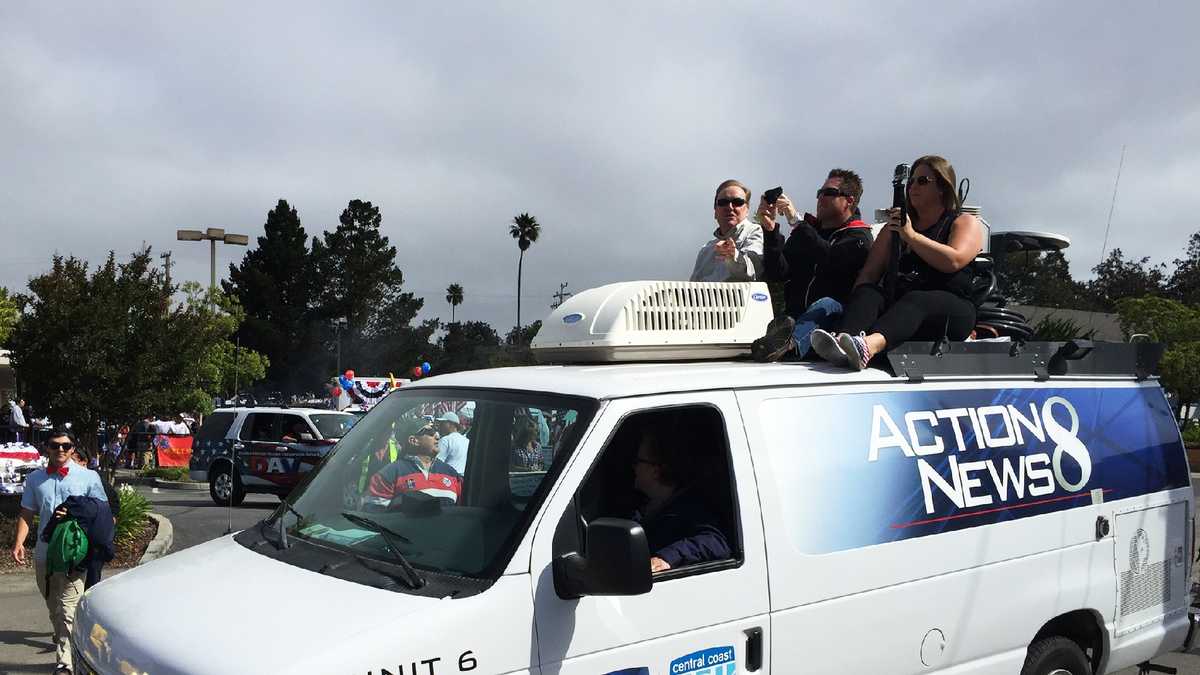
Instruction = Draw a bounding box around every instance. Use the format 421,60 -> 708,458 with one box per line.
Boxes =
11,429 -> 108,674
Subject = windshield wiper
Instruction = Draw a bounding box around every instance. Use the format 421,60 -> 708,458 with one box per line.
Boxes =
340,512 -> 426,589
265,500 -> 306,550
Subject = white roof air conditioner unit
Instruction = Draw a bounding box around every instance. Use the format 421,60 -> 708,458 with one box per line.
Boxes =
531,280 -> 774,362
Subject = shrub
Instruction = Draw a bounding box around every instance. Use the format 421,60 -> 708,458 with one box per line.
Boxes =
113,485 -> 151,546
139,467 -> 191,482
1032,315 -> 1097,341
1183,424 -> 1200,447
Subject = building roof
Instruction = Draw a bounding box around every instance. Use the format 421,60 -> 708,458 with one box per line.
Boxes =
1010,304 -> 1124,341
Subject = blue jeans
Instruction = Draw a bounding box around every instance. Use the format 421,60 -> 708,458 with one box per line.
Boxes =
791,297 -> 844,357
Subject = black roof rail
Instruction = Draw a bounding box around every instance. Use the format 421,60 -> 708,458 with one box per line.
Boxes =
885,340 -> 1163,382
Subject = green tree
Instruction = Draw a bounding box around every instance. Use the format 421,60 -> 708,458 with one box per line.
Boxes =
1115,297 -> 1200,424
445,283 -> 464,323
311,199 -> 427,374
508,213 -> 541,334
997,250 -> 1094,309
213,340 -> 270,397
1087,248 -> 1166,311
9,251 -> 268,453
223,199 -> 317,395
0,287 -> 17,344
1167,230 -> 1200,307
437,320 -> 501,373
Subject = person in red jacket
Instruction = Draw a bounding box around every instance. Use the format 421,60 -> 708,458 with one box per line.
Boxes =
365,418 -> 463,507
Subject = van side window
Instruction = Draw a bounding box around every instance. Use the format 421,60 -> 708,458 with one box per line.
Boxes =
576,407 -> 741,576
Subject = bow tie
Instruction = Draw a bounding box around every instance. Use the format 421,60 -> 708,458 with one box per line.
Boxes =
47,465 -> 69,477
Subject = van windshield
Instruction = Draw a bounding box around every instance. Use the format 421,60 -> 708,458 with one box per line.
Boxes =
280,388 -> 595,579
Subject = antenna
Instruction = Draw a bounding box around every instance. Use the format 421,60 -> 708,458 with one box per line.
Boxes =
1089,145 -> 1126,332
1098,145 -> 1126,268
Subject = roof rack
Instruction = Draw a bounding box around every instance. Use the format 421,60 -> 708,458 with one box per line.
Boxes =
884,340 -> 1163,382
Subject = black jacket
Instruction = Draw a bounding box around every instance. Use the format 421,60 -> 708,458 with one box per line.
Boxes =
634,489 -> 731,568
40,495 -> 116,588
763,216 -> 873,317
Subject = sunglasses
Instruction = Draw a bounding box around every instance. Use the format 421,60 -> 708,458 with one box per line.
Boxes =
816,187 -> 850,199
907,175 -> 935,187
415,427 -> 438,438
633,456 -> 661,466
715,197 -> 747,208
47,441 -> 75,450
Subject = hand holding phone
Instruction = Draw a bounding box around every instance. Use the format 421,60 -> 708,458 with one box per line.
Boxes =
763,186 -> 783,205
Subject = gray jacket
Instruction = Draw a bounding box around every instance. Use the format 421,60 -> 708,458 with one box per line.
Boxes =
689,218 -> 764,282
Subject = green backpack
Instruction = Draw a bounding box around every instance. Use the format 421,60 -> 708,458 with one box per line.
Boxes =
46,519 -> 89,576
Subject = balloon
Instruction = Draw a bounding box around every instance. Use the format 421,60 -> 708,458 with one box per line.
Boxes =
421,362 -> 431,375
412,366 -> 423,378
344,369 -> 355,380
331,386 -> 342,397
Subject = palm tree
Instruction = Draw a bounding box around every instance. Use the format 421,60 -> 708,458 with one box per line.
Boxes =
509,213 -> 541,332
445,283 -> 464,323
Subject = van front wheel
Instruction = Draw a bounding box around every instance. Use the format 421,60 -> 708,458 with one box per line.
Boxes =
1021,637 -> 1091,675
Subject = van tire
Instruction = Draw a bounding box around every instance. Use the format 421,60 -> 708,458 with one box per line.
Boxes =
209,465 -> 246,507
1021,637 -> 1091,675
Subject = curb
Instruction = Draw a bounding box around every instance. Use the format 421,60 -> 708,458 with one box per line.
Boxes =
139,512 -> 173,565
152,478 -> 207,491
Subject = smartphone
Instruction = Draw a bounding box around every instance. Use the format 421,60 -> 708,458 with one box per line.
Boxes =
763,186 -> 783,204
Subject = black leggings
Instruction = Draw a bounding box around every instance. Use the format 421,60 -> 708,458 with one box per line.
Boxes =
839,285 -> 976,346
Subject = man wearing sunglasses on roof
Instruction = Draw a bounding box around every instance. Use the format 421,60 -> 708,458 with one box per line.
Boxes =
751,169 -> 873,362
689,179 -> 764,282
365,418 -> 463,508
11,429 -> 108,675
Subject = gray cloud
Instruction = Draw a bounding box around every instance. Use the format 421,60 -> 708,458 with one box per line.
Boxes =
2,1 -> 1198,336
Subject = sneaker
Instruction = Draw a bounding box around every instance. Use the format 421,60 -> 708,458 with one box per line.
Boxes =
751,316 -> 797,362
809,328 -> 847,365
838,332 -> 873,371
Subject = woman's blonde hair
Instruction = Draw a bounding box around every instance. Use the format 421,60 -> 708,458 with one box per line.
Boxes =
909,155 -> 960,217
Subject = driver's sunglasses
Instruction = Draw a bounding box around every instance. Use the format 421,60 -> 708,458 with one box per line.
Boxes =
715,197 -> 747,208
816,187 -> 850,199
415,427 -> 438,437
907,175 -> 935,187
633,456 -> 661,466
47,441 -> 75,450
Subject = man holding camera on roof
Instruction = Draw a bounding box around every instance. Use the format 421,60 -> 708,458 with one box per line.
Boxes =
751,169 -> 874,362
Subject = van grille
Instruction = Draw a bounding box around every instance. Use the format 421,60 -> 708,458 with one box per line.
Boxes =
623,283 -> 748,332
1120,561 -> 1171,616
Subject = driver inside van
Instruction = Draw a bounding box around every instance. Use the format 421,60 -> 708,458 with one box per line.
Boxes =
631,427 -> 731,573
365,419 -> 463,507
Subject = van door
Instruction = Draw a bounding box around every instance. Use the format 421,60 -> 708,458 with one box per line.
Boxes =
530,392 -> 769,675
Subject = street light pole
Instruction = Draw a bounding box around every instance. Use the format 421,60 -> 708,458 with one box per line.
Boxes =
176,227 -> 250,304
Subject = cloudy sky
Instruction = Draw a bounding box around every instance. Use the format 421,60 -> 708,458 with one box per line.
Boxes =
2,2 -> 1198,334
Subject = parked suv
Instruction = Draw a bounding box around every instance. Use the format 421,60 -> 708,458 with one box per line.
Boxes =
189,407 -> 357,506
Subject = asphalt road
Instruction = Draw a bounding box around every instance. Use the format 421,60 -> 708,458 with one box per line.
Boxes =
2,485 -> 1200,674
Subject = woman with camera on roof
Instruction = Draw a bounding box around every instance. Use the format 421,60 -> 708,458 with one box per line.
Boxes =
811,155 -> 984,371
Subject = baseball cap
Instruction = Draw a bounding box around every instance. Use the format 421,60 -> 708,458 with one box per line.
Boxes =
398,417 -> 437,440
434,412 -> 460,425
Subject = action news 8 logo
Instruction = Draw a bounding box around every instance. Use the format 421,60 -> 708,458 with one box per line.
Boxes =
669,646 -> 735,675
868,395 -> 1092,515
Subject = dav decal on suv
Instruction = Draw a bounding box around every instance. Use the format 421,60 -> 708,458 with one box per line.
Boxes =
669,646 -> 735,674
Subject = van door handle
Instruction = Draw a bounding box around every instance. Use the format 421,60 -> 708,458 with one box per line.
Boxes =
744,627 -> 763,672
231,443 -> 245,451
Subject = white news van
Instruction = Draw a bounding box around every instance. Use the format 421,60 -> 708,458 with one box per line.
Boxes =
73,281 -> 1195,675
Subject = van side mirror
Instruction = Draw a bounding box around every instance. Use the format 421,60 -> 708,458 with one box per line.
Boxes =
553,518 -> 652,599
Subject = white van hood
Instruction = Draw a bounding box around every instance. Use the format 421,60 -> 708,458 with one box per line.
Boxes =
73,534 -> 533,675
